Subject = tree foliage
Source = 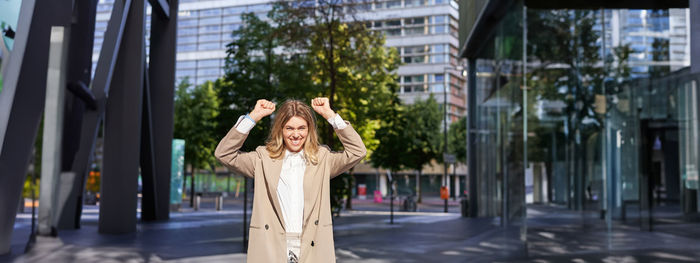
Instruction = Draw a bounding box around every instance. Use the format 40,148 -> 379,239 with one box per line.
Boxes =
371,95 -> 443,173
219,13 -> 318,151
220,2 -> 401,212
403,95 -> 443,172
370,95 -> 407,173
268,1 -> 401,153
174,78 -> 221,173
448,117 -> 467,164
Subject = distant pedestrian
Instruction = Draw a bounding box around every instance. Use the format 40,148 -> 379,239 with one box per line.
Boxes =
215,98 -> 366,263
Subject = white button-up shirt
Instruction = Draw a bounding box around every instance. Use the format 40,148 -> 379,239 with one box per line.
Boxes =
278,149 -> 306,233
234,113 -> 347,233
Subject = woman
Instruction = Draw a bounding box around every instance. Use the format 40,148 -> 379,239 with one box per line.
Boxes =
214,97 -> 366,263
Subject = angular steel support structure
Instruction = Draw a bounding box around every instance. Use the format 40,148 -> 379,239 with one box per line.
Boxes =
0,0 -> 72,254
466,59 -> 478,217
142,0 -> 177,221
1,0 -> 178,253
98,0 -> 145,234
55,0 -> 98,230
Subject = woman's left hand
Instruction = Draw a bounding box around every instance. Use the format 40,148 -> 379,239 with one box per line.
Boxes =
311,97 -> 336,120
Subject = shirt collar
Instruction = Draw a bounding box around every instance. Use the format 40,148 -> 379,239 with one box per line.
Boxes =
284,149 -> 304,160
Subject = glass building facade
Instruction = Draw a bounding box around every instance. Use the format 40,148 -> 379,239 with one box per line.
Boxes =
461,0 -> 699,232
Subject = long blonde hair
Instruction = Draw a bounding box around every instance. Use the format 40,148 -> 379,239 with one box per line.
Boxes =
265,100 -> 320,164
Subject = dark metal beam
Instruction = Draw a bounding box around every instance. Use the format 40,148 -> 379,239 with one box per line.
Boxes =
98,0 -> 146,234
467,59 -> 478,217
0,0 -> 71,254
140,54 -> 160,221
459,0 -> 514,59
54,0 -> 99,231
68,0 -> 131,230
148,0 -> 170,19
143,0 -> 178,221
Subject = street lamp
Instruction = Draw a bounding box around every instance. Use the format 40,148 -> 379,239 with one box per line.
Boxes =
442,66 -> 466,213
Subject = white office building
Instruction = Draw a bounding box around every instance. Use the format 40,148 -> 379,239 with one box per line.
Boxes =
93,0 -> 465,123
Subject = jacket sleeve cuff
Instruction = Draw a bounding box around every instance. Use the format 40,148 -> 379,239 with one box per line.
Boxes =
327,113 -> 348,130
235,114 -> 256,134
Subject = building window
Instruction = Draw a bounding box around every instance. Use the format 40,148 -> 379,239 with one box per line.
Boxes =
224,6 -> 246,15
382,0 -> 402,9
384,29 -> 402,36
199,17 -> 221,26
177,44 -> 197,52
403,74 -> 425,83
198,34 -> 220,43
198,59 -> 220,68
198,42 -> 220,51
200,25 -> 221,34
405,27 -> 424,35
432,25 -> 447,34
178,19 -> 197,27
178,61 -> 196,69
200,8 -> 221,17
405,0 -> 428,7
403,56 -> 426,63
179,27 -> 198,36
406,17 -> 425,25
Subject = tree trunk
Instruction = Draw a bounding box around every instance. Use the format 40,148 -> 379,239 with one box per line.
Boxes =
189,165 -> 195,207
416,170 -> 422,203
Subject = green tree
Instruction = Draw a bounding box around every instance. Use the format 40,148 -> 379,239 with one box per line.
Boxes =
174,78 -> 221,203
219,13 -> 318,151
270,1 -> 401,209
403,95 -> 443,202
370,92 -> 409,205
221,3 -> 401,211
448,117 -> 467,164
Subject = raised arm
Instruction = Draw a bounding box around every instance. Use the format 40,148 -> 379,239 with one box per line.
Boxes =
311,98 -> 367,178
215,99 -> 276,178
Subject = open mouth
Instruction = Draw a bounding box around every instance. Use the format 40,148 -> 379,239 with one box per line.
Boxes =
289,138 -> 303,147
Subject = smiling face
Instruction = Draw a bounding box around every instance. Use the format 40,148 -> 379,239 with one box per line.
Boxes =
283,116 -> 308,153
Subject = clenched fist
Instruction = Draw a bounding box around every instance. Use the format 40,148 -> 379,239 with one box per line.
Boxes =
311,97 -> 335,120
249,99 -> 276,122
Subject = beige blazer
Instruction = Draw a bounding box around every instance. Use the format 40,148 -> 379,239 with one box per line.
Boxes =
214,122 -> 367,263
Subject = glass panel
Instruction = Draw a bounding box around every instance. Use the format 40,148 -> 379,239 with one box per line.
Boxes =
404,27 -> 424,35
520,4 -> 696,238
406,17 -> 425,25
678,80 -> 700,214
178,60 -> 197,69
199,8 -> 221,17
473,1 -> 525,227
199,17 -> 221,26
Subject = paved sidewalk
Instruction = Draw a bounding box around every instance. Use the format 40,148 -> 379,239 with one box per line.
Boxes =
4,198 -> 700,263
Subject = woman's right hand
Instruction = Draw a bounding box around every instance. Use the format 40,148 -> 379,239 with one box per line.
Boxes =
249,99 -> 276,122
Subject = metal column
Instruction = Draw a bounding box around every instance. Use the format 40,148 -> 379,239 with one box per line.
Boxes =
98,0 -> 145,234
467,58 -> 478,217
141,0 -> 177,222
0,0 -> 70,254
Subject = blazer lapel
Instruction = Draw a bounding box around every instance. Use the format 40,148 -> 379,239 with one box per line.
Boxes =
302,160 -> 322,225
263,157 -> 286,231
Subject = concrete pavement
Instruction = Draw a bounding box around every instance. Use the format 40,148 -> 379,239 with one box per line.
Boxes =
3,197 -> 700,263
